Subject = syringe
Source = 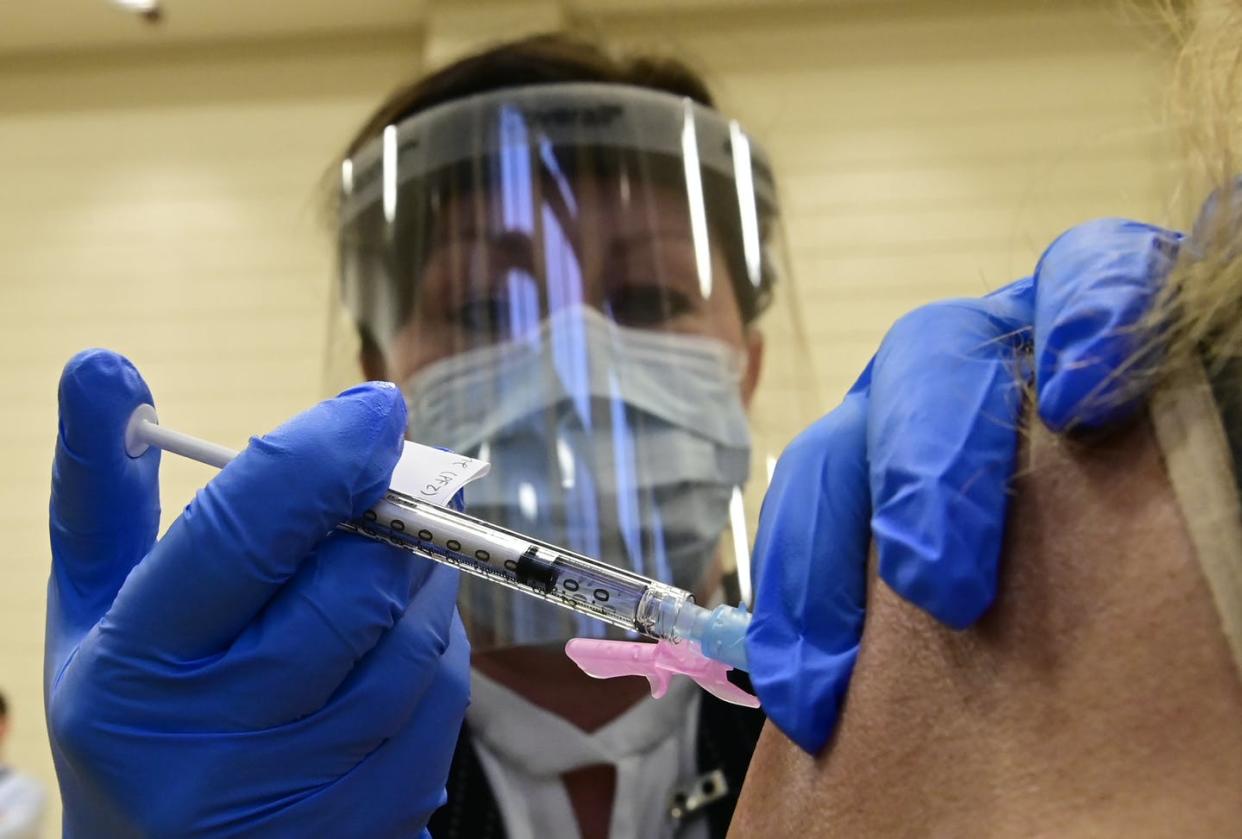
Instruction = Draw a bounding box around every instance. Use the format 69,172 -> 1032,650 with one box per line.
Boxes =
123,405 -> 753,674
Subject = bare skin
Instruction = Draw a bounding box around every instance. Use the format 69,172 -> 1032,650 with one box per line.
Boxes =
730,411 -> 1242,838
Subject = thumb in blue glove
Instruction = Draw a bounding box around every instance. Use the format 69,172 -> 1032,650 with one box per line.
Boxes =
47,349 -> 469,837
747,218 -> 1180,755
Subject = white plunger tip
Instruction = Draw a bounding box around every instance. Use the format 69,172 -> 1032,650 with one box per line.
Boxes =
125,403 -> 159,458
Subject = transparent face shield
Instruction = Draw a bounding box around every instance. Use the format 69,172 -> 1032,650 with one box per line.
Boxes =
333,83 -> 820,651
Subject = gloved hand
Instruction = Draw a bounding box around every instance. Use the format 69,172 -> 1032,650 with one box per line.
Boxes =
748,217 -> 1181,754
46,350 -> 470,837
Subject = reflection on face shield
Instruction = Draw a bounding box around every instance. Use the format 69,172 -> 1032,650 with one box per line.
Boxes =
403,306 -> 752,648
338,83 -> 781,651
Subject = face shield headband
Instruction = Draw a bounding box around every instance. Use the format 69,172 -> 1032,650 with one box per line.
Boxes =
336,82 -> 780,355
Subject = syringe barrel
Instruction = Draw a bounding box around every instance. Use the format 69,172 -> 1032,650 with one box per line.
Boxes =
346,491 -> 659,637
123,406 -> 753,668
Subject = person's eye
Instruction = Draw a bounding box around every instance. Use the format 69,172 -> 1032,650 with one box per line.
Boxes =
606,283 -> 694,327
451,297 -> 511,335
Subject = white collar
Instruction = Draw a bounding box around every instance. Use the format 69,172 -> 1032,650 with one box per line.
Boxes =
465,668 -> 706,839
467,667 -> 698,775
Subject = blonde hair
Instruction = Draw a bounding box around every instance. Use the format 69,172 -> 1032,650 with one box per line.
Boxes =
1150,0 -> 1242,376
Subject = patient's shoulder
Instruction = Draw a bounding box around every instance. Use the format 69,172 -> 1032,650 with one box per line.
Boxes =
730,410 -> 1242,838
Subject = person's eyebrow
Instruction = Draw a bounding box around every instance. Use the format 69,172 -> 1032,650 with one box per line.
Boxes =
425,230 -> 538,276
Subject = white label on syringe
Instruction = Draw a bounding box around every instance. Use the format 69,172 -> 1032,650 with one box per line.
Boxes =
389,441 -> 490,506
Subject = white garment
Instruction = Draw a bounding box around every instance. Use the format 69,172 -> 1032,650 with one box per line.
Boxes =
466,670 -> 708,839
0,767 -> 45,839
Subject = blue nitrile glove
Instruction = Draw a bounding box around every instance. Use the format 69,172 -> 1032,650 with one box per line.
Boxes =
46,349 -> 470,837
748,217 -> 1181,755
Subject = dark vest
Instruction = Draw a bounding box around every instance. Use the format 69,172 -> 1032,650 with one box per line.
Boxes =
427,686 -> 765,838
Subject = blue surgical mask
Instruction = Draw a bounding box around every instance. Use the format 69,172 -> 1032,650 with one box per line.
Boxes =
402,306 -> 752,649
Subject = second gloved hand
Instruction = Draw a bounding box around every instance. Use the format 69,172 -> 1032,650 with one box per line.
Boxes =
46,351 -> 470,837
747,218 -> 1181,754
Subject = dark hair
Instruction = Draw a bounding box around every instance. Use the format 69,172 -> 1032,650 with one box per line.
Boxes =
343,33 -> 716,159
0,689 -> 7,719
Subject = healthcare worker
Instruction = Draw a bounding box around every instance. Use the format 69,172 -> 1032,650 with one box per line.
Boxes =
44,33 -> 1175,838
334,37 -> 787,839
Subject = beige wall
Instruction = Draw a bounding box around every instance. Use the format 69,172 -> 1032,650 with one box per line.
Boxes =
604,0 -> 1176,398
0,0 -> 1173,828
0,30 -> 427,829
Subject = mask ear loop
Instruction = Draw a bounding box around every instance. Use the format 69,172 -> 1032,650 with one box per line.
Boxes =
1150,358 -> 1242,678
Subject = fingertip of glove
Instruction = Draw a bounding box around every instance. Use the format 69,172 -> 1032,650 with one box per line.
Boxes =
910,572 -> 993,630
60,349 -> 148,406
237,382 -> 408,519
1034,220 -> 1177,431
878,543 -> 995,631
336,382 -> 408,450
1037,365 -> 1091,432
747,628 -> 855,755
932,598 -> 990,631
1038,386 -> 1141,434
321,381 -> 408,500
1035,219 -> 1166,306
1035,390 -> 1074,434
1036,331 -> 1149,432
58,349 -> 152,457
1045,217 -> 1163,253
